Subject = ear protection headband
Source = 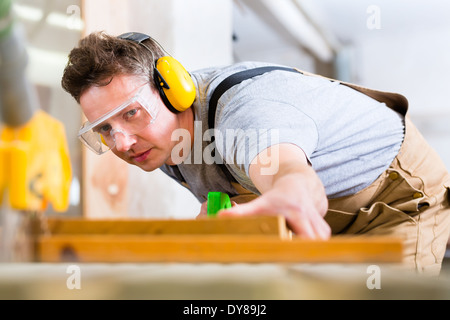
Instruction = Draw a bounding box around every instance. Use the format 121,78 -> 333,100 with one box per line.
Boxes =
117,32 -> 196,113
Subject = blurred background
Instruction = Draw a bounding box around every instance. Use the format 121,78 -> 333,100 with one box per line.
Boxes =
1,0 -> 449,221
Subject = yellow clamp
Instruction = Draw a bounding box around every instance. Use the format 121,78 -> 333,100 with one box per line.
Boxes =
0,110 -> 72,212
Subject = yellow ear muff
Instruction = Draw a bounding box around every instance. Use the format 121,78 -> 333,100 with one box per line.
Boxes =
155,56 -> 196,113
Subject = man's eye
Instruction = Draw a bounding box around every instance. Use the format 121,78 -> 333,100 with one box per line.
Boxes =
95,124 -> 112,134
124,108 -> 138,120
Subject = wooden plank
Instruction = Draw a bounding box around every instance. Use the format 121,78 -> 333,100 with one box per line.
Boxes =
45,216 -> 291,239
37,235 -> 404,264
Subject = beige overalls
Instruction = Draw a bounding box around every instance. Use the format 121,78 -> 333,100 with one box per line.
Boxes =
231,70 -> 450,275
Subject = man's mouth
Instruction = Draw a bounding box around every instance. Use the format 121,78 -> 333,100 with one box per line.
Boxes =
132,149 -> 152,163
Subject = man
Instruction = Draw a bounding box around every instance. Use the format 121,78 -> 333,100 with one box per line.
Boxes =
62,31 -> 450,274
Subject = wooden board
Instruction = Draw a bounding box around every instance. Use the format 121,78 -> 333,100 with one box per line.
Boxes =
37,235 -> 404,263
43,216 -> 291,238
37,216 -> 404,264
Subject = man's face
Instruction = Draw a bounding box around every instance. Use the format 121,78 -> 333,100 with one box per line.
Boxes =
80,74 -> 184,171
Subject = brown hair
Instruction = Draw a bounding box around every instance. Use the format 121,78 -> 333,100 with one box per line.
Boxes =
61,31 -> 164,103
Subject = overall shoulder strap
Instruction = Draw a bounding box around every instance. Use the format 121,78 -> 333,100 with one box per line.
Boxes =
208,66 -> 299,182
208,66 -> 299,130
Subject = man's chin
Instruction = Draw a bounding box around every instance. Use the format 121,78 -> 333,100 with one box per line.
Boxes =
132,159 -> 162,172
114,150 -> 170,171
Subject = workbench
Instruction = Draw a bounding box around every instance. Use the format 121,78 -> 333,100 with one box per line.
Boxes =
0,262 -> 449,300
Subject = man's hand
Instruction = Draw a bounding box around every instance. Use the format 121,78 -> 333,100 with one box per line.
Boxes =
218,144 -> 331,239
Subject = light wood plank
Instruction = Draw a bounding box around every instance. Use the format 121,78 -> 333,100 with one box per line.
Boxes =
45,216 -> 291,238
37,235 -> 403,263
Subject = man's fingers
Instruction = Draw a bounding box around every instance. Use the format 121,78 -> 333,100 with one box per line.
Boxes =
219,199 -> 331,240
210,191 -> 331,240
315,217 -> 332,240
287,216 -> 316,239
197,201 -> 208,218
288,208 -> 331,240
218,197 -> 268,217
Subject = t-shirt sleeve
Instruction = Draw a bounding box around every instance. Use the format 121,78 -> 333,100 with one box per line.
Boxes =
214,98 -> 319,177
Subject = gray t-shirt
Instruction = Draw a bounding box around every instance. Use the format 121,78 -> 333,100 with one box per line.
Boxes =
161,61 -> 405,203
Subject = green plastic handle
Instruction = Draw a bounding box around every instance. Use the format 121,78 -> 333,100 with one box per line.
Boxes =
207,192 -> 232,217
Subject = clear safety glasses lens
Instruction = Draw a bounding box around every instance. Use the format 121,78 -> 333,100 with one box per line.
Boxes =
78,84 -> 159,155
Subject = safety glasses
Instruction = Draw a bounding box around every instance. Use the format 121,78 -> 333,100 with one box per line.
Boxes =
78,84 -> 159,155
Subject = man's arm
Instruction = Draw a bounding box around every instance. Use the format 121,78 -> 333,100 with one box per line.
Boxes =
219,143 -> 331,239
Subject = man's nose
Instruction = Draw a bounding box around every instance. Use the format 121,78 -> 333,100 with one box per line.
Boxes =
113,131 -> 136,152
